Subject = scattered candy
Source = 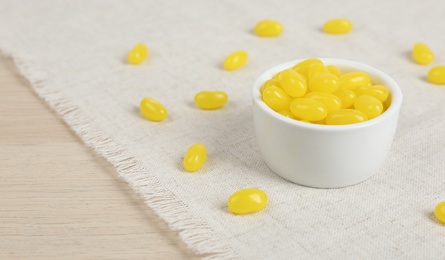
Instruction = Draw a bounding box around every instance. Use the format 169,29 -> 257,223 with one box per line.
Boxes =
194,91 -> 228,110
128,43 -> 148,64
228,188 -> 268,214
261,58 -> 390,125
183,143 -> 207,172
140,97 -> 168,122
323,18 -> 353,34
223,50 -> 248,70
254,20 -> 283,37
427,66 -> 445,84
412,42 -> 434,65
435,202 -> 445,223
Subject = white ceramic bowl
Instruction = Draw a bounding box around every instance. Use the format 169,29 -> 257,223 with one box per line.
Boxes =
253,58 -> 402,188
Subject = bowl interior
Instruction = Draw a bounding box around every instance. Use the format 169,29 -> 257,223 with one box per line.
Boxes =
253,58 -> 402,131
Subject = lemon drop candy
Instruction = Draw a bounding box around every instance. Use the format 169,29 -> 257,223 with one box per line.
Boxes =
254,19 -> 283,37
354,85 -> 389,102
339,71 -> 371,90
262,86 -> 292,111
434,201 -> 445,223
140,97 -> 168,122
327,65 -> 342,77
309,74 -> 339,93
290,98 -> 328,121
354,95 -> 383,119
194,91 -> 228,110
333,89 -> 356,108
223,50 -> 248,70
305,92 -> 342,113
128,43 -> 148,64
228,188 -> 268,214
326,109 -> 368,125
277,110 -> 296,119
412,42 -> 434,65
292,58 -> 323,77
427,66 -> 445,84
183,143 -> 207,172
279,69 -> 307,97
323,18 -> 353,34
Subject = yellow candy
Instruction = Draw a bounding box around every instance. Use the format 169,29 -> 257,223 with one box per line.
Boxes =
435,201 -> 445,223
277,110 -> 296,119
254,20 -> 283,37
332,89 -> 356,108
327,65 -> 342,77
354,95 -> 383,119
323,18 -> 353,34
228,188 -> 268,214
339,71 -> 371,90
427,66 -> 445,84
412,42 -> 434,65
305,92 -> 342,113
223,50 -> 248,70
273,71 -> 283,81
183,143 -> 207,172
308,63 -> 330,80
292,58 -> 323,77
354,85 -> 389,102
279,69 -> 307,97
140,97 -> 168,122
128,43 -> 149,64
261,79 -> 281,94
326,109 -> 368,125
309,74 -> 339,93
194,91 -> 228,110
262,86 -> 292,111
290,98 -> 328,121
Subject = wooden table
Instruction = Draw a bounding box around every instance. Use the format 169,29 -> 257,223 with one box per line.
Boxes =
0,56 -> 198,259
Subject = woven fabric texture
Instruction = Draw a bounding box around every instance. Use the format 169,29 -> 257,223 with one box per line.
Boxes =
1,0 -> 444,259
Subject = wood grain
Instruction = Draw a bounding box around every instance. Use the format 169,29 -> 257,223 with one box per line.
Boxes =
0,55 -> 199,259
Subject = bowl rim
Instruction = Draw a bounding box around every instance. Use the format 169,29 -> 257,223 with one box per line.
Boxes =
253,58 -> 403,132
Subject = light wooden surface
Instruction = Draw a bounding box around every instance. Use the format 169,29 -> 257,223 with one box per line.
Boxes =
0,55 -> 199,259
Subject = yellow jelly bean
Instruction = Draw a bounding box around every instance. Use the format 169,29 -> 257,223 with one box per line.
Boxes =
223,50 -> 248,70
228,188 -> 268,214
326,109 -> 368,125
354,95 -> 383,119
332,89 -> 356,108
279,69 -> 307,97
323,18 -> 353,34
309,74 -> 339,93
412,42 -> 434,65
183,143 -> 207,172
305,92 -> 342,113
427,66 -> 445,84
308,63 -> 330,80
194,91 -> 228,110
339,71 -> 371,90
354,85 -> 389,102
327,65 -> 342,77
277,110 -> 296,119
435,201 -> 445,223
261,79 -> 281,94
128,43 -> 149,64
140,97 -> 168,122
262,86 -> 292,111
289,98 -> 328,121
292,58 -> 323,77
273,71 -> 283,81
254,20 -> 283,37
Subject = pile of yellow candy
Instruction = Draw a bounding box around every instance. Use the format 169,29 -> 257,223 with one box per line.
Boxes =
261,58 -> 389,125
